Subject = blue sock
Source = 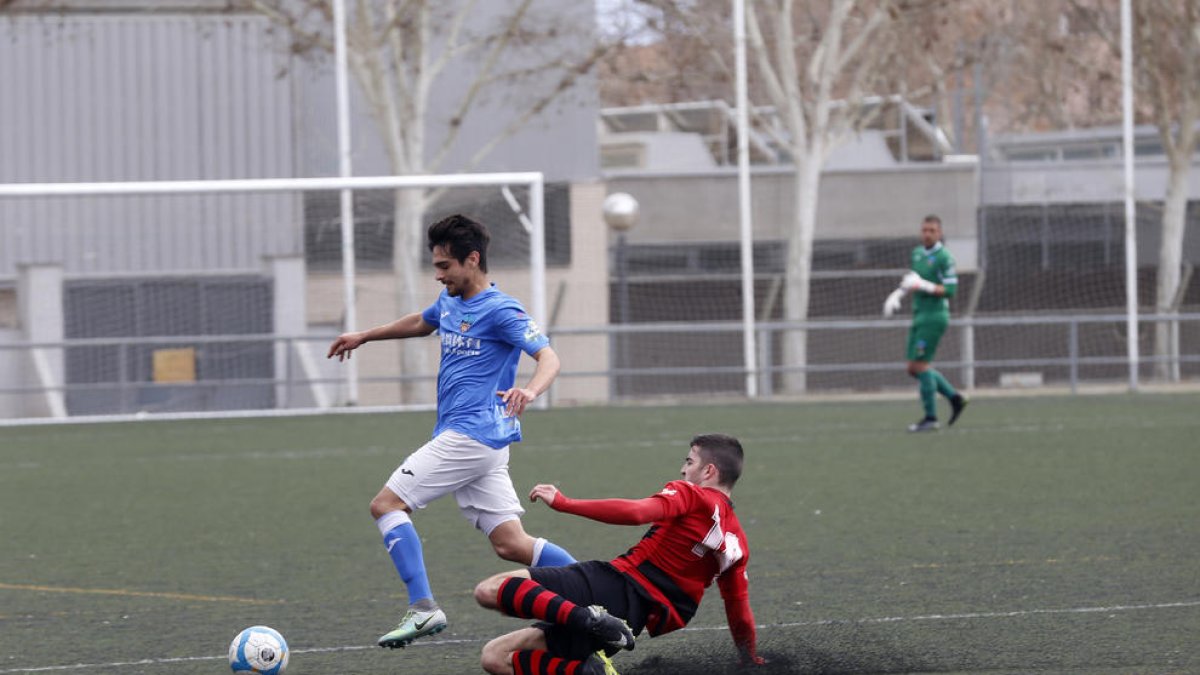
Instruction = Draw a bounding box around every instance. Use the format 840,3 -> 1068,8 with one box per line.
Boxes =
376,511 -> 433,605
531,537 -> 576,567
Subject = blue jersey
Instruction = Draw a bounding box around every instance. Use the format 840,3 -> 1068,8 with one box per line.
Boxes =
420,284 -> 550,449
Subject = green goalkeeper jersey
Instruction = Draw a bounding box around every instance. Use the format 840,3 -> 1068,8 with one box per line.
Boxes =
909,242 -> 958,318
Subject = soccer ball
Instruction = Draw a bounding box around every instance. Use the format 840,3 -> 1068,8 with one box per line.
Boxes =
228,625 -> 289,675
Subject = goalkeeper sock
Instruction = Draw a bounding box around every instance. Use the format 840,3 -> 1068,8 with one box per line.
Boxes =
377,511 -> 434,605
917,371 -> 938,419
930,369 -> 958,400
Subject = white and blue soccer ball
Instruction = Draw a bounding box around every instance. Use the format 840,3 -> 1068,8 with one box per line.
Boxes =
228,625 -> 289,675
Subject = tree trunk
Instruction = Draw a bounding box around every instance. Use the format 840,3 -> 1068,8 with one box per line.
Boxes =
1153,156 -> 1191,381
782,160 -> 821,394
392,188 -> 431,404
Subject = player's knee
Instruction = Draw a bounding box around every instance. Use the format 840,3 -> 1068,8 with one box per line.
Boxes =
369,492 -> 407,519
368,496 -> 389,519
474,576 -> 499,608
491,538 -> 526,563
480,636 -> 511,674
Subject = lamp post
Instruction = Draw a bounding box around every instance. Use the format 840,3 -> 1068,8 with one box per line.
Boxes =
603,192 -> 639,398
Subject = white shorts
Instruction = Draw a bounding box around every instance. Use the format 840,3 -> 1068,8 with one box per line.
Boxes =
385,430 -> 524,535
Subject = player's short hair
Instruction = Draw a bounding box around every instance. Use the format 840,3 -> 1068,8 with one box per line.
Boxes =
428,214 -> 490,272
691,433 -> 744,488
922,214 -> 942,228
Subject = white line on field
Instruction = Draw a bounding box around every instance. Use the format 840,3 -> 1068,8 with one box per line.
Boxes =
678,599 -> 1200,632
1,600 -> 1196,673
0,634 -> 477,667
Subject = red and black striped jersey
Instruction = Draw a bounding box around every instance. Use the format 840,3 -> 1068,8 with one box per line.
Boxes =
549,479 -> 758,657
607,480 -> 750,636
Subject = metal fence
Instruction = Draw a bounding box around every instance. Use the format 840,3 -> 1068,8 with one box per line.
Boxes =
2,312 -> 1196,422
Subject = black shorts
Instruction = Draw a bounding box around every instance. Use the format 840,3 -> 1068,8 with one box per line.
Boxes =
529,560 -> 650,661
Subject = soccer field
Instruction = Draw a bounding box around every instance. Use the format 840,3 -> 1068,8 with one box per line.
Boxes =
1,393 -> 1198,674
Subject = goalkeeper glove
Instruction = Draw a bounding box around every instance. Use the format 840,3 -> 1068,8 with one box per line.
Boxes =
900,271 -> 938,295
883,288 -> 905,317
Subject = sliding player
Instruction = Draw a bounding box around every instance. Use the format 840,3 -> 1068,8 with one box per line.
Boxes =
472,434 -> 763,674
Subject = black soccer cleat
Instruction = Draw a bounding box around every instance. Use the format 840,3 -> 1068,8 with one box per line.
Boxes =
948,394 -> 969,427
585,605 -> 635,652
907,417 -> 940,433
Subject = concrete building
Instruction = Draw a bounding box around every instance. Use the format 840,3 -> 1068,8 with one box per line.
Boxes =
0,1 -> 610,417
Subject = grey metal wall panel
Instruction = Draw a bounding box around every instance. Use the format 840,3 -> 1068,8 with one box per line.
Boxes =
0,14 -> 301,278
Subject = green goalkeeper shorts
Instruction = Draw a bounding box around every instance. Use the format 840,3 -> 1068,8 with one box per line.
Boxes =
906,313 -> 949,362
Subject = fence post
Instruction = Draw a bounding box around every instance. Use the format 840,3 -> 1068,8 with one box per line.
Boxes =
757,327 -> 774,398
962,320 -> 976,390
1170,315 -> 1181,382
119,343 -> 131,413
283,337 -> 293,409
1068,319 -> 1079,394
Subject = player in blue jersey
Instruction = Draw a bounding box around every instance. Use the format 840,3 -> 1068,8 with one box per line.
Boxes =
327,214 -> 576,649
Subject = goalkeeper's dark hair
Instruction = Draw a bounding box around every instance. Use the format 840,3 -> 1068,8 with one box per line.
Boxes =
923,213 -> 942,228
691,433 -> 744,488
428,214 -> 490,273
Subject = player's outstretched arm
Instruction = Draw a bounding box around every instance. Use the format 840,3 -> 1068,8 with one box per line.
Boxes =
529,485 -> 667,525
327,313 -> 435,361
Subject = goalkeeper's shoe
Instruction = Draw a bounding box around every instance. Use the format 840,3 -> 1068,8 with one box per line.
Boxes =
377,607 -> 447,648
948,394 -> 970,427
907,417 -> 940,433
585,605 -> 635,652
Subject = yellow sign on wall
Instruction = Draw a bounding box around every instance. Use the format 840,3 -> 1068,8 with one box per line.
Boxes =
153,348 -> 196,383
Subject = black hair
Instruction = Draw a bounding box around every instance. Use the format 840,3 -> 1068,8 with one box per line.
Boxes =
922,214 -> 942,228
427,214 -> 490,272
690,433 -> 744,488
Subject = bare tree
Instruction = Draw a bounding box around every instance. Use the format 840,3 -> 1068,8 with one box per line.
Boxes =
1057,0 -> 1199,379
244,0 -> 610,401
746,1 -> 897,391
1130,0 -> 1200,380
629,0 -> 947,392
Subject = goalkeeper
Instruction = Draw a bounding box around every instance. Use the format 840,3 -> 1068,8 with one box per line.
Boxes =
883,214 -> 968,432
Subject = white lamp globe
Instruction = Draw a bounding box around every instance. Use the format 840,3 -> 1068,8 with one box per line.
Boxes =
602,192 -> 639,232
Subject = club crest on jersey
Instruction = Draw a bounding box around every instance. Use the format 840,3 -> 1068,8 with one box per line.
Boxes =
524,318 -> 543,342
459,313 -> 477,332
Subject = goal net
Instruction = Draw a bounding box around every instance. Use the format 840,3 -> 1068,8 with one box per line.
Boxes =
603,166 -> 1199,400
0,174 -> 572,421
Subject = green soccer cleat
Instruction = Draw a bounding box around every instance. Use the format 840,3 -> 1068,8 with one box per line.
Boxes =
948,394 -> 969,427
377,607 -> 447,649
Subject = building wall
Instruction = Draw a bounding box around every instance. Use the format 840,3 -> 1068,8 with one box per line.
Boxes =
981,158 -> 1200,206
0,13 -> 300,278
607,163 -> 980,268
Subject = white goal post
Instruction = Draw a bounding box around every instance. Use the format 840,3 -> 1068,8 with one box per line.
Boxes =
0,172 -> 546,421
